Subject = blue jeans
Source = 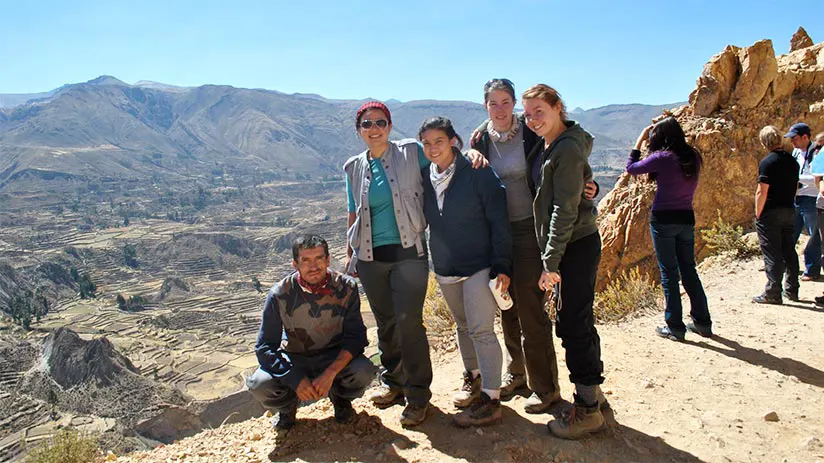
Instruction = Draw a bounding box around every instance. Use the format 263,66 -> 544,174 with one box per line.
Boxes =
650,222 -> 712,334
793,195 -> 821,277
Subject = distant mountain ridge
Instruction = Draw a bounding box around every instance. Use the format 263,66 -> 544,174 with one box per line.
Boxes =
0,76 -> 682,189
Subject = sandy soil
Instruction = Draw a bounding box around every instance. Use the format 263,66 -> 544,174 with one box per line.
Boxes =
116,255 -> 824,463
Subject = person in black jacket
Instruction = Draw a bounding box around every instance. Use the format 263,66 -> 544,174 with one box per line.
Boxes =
420,116 -> 512,428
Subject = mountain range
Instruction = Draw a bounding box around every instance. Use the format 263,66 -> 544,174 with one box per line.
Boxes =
0,76 -> 682,189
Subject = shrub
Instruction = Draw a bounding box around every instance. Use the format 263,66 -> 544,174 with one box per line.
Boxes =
123,244 -> 138,268
24,429 -> 102,463
422,275 -> 453,333
116,294 -> 147,311
77,274 -> 97,299
701,211 -> 754,258
594,267 -> 661,322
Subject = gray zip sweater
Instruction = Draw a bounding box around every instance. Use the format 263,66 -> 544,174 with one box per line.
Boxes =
528,121 -> 599,273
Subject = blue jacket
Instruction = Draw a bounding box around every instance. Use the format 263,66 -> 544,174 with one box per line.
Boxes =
422,150 -> 512,278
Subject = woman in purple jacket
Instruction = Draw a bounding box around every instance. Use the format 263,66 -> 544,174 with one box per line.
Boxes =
627,117 -> 712,341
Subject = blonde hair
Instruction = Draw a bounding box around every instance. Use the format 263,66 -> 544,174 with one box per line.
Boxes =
815,132 -> 824,144
521,84 -> 567,121
759,125 -> 783,150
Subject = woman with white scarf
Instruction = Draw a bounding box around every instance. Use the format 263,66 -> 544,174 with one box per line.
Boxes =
420,116 -> 512,428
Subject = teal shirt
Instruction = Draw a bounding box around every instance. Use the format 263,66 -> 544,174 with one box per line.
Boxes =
346,143 -> 429,248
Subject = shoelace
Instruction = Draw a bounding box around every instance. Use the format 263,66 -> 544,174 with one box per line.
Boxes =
461,375 -> 475,392
565,405 -> 582,426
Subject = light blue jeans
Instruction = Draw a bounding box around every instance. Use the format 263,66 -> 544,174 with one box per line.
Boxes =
438,268 -> 503,391
793,195 -> 821,277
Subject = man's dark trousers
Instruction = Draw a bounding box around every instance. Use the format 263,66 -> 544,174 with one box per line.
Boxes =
247,350 -> 375,411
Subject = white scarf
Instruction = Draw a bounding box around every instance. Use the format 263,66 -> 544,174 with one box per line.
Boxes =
486,114 -> 522,143
429,157 -> 456,213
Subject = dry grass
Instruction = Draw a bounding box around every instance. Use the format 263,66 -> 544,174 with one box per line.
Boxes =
24,430 -> 102,463
594,267 -> 662,322
422,275 -> 454,333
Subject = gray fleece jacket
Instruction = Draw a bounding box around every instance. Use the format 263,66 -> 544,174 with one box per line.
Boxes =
528,121 -> 599,273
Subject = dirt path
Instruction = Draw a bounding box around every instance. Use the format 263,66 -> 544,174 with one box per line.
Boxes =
117,255 -> 824,463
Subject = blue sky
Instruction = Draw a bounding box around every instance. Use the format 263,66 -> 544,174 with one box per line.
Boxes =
1,0 -> 820,109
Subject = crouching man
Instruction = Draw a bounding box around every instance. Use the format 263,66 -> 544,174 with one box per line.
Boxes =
247,234 -> 376,430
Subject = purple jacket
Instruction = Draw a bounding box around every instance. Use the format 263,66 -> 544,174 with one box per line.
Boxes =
626,150 -> 697,211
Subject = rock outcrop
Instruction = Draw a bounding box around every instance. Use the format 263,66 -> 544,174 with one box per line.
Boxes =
598,31 -> 824,288
791,26 -> 814,52
14,328 -> 263,445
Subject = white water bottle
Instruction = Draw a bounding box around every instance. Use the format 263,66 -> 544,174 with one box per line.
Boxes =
489,278 -> 513,311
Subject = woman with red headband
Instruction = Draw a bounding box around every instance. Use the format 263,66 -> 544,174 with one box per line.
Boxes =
344,101 -> 486,427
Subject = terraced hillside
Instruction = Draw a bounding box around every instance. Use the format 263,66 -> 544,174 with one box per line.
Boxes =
0,173 -> 374,461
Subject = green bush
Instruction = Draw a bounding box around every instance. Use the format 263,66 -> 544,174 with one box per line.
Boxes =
594,267 -> 661,322
701,211 -> 753,257
116,294 -> 147,311
24,430 -> 102,463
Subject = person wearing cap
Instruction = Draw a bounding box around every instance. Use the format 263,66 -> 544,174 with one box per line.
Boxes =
785,122 -> 821,283
342,101 -> 487,427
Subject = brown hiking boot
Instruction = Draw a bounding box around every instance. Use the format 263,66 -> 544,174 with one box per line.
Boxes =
452,392 -> 502,428
500,372 -> 528,400
548,395 -> 606,440
452,371 -> 481,408
368,384 -> 404,408
561,387 -> 611,418
524,390 -> 562,414
399,402 -> 429,427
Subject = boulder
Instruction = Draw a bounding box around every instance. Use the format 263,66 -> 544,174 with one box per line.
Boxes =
730,40 -> 778,109
689,45 -> 741,116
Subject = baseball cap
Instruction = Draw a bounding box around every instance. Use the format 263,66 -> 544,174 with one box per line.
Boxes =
784,122 -> 811,138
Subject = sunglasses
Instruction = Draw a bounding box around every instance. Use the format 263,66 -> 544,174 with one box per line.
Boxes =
359,119 -> 389,129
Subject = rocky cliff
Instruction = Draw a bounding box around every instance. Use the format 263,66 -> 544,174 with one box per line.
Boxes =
598,28 -> 824,287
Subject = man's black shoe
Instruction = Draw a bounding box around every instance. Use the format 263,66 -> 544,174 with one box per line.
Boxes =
272,404 -> 298,430
783,291 -> 799,302
332,397 -> 356,424
686,322 -> 713,337
752,293 -> 782,305
815,295 -> 824,306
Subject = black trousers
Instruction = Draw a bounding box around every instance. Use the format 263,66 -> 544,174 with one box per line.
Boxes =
553,231 -> 604,386
501,218 -> 561,394
756,208 -> 799,297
